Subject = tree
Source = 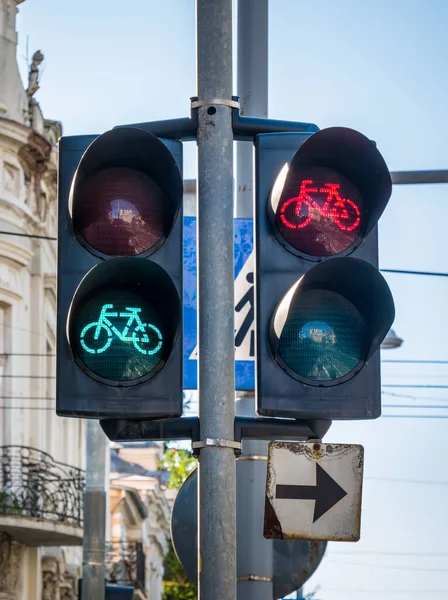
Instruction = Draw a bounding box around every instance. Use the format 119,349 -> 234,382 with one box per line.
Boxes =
160,447 -> 198,600
162,540 -> 197,600
159,447 -> 197,489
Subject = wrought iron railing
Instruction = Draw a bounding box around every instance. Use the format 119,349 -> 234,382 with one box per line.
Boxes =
0,446 -> 85,527
106,541 -> 146,592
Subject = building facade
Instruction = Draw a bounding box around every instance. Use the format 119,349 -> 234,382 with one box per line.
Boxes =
109,443 -> 172,600
0,3 -> 175,598
0,1 -> 85,597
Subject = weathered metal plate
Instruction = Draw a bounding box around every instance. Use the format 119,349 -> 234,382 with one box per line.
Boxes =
264,441 -> 364,542
171,467 -> 327,598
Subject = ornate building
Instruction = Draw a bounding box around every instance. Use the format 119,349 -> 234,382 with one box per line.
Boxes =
109,442 -> 172,600
0,3 -> 175,599
0,1 -> 85,597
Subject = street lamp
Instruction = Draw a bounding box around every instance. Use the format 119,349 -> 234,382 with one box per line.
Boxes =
381,328 -> 403,350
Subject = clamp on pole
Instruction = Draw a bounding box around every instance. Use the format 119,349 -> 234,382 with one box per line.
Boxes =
237,575 -> 273,582
192,437 -> 242,457
236,455 -> 267,461
191,97 -> 241,110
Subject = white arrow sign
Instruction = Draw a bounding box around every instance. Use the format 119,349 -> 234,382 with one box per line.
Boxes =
189,250 -> 255,361
264,441 -> 364,542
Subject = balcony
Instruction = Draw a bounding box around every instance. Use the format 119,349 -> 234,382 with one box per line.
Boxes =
106,541 -> 146,598
0,445 -> 85,545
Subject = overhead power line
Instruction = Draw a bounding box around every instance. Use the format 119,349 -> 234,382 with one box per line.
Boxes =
0,232 -> 447,277
0,230 -> 56,241
383,404 -> 448,410
0,396 -> 55,401
0,375 -> 55,379
331,551 -> 448,556
383,391 -> 448,402
383,384 -> 448,389
328,559 -> 448,573
382,414 -> 448,419
0,407 -> 54,410
12,354 -> 441,361
323,588 -> 448,594
365,475 -> 448,485
381,268 -> 448,278
382,360 -> 448,364
0,353 -> 55,357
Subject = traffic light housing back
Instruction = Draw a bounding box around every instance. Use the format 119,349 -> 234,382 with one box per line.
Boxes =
57,127 -> 183,419
255,128 -> 395,420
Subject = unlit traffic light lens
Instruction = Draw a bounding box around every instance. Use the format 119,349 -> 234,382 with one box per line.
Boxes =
274,166 -> 363,257
74,167 -> 166,256
276,290 -> 365,383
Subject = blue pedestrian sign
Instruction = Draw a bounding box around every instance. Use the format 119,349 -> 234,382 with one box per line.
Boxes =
183,217 -> 255,390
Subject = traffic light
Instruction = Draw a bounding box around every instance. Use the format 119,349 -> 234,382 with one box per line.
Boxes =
57,127 -> 183,419
255,127 -> 395,420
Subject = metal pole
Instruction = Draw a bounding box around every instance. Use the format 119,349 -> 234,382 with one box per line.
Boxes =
196,1 -> 236,600
235,396 -> 273,600
390,169 -> 448,185
236,0 -> 268,218
82,420 -> 107,600
235,2 -> 272,598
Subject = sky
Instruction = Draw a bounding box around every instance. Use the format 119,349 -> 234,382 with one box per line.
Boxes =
15,1 -> 448,598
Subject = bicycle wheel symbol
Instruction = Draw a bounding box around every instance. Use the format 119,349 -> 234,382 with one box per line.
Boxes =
132,324 -> 163,355
280,197 -> 313,230
80,323 -> 113,354
331,199 -> 360,232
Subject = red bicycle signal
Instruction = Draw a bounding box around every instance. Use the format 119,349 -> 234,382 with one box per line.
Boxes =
280,180 -> 361,233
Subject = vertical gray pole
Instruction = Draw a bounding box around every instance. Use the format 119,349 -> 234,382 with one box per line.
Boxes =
196,1 -> 236,600
82,420 -> 107,600
236,397 -> 273,600
236,1 -> 272,598
236,0 -> 269,218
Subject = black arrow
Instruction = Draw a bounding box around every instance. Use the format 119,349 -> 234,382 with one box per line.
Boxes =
275,463 -> 347,522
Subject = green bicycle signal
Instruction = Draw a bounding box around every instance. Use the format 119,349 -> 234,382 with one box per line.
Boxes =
80,304 -> 163,356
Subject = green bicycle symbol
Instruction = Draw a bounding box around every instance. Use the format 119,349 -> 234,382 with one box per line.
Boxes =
80,304 -> 163,356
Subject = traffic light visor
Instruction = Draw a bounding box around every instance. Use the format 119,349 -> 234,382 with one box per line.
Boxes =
67,258 -> 181,386
70,128 -> 183,258
269,258 -> 395,386
269,127 -> 392,259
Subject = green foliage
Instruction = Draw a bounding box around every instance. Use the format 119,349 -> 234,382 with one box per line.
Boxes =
162,541 -> 197,600
0,490 -> 23,515
159,448 -> 197,489
160,448 -> 198,599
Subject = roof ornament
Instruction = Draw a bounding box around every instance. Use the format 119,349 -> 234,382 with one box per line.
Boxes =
26,49 -> 44,98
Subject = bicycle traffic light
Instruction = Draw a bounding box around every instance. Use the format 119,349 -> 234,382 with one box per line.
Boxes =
57,127 -> 183,418
255,127 -> 395,420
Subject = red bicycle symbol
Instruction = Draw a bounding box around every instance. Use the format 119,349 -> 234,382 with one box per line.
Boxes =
280,180 -> 361,232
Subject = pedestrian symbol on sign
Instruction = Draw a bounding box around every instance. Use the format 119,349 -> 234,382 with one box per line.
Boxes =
235,271 -> 254,358
189,250 -> 255,361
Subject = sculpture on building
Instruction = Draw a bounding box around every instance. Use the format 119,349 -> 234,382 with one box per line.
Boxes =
0,533 -> 23,598
26,50 -> 44,98
41,554 -> 77,600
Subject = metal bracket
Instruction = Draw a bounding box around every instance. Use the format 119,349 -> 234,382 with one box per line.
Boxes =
191,97 -> 240,110
192,438 -> 242,457
114,95 -> 318,142
100,415 -> 332,447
